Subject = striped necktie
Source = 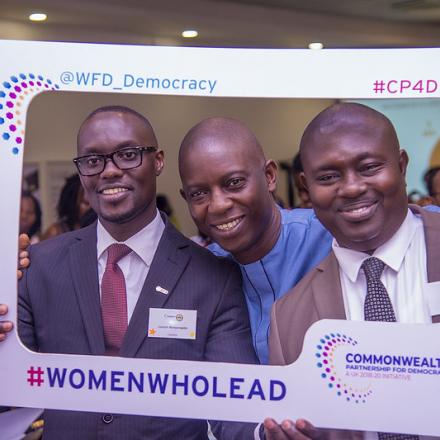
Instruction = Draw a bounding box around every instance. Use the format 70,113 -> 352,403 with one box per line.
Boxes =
101,243 -> 132,355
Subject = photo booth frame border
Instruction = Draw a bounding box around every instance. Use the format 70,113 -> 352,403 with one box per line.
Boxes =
1,40 -> 440,434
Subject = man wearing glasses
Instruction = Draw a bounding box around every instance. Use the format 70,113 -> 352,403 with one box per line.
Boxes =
10,105 -> 258,439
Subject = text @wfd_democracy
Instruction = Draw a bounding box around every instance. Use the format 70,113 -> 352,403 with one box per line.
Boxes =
38,367 -> 287,400
59,71 -> 218,94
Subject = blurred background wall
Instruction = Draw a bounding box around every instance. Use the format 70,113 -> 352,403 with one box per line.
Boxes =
4,0 -> 440,235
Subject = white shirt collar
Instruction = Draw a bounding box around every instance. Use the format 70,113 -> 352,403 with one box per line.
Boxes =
332,209 -> 418,283
97,209 -> 165,266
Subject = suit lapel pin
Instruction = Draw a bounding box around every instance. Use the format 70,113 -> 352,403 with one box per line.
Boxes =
155,285 -> 169,295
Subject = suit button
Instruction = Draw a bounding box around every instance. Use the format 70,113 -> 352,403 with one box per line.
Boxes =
102,414 -> 113,424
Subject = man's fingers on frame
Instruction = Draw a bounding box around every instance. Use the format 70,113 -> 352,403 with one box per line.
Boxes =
19,250 -> 29,259
19,257 -> 30,269
295,419 -> 324,439
264,418 -> 285,439
18,233 -> 30,250
0,304 -> 8,315
264,418 -> 295,440
17,269 -> 23,280
280,420 -> 307,439
0,321 -> 13,333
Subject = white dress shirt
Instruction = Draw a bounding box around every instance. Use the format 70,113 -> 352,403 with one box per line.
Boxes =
333,209 -> 431,324
333,209 -> 434,440
97,210 -> 165,322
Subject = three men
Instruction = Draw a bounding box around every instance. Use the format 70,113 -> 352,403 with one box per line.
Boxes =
265,102 -> 440,439
3,102 -> 438,437
11,106 -> 259,439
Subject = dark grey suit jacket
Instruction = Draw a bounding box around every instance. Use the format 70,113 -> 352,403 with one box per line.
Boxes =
269,206 -> 440,440
18,218 -> 258,439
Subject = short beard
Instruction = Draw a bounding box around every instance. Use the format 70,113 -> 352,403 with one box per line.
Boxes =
99,203 -> 139,225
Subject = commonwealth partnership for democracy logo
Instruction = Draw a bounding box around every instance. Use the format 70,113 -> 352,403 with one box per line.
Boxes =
316,332 -> 440,404
315,333 -> 372,404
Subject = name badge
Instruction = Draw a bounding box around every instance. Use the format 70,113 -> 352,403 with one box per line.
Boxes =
148,308 -> 197,340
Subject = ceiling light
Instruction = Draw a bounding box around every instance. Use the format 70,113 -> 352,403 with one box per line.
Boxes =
29,13 -> 47,22
182,30 -> 198,38
308,42 -> 324,50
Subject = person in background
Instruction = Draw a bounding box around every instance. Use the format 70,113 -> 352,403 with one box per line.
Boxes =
424,166 -> 440,206
20,191 -> 42,244
407,189 -> 430,206
156,193 -> 180,229
41,174 -> 96,239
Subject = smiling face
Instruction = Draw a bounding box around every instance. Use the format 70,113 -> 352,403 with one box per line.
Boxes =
301,105 -> 409,253
77,110 -> 163,241
179,118 -> 280,264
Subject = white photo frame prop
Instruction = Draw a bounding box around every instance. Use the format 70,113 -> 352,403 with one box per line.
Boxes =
1,40 -> 440,436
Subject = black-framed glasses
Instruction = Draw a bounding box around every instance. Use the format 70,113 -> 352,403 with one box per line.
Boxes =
73,146 -> 157,176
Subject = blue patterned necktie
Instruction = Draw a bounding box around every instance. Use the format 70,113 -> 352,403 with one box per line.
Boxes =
362,257 -> 419,440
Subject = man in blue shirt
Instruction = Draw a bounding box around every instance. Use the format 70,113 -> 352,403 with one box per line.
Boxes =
179,117 -> 332,364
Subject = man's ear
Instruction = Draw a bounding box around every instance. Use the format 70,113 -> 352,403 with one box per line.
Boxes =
265,160 -> 278,193
299,171 -> 308,191
179,188 -> 187,201
155,150 -> 165,176
399,149 -> 409,177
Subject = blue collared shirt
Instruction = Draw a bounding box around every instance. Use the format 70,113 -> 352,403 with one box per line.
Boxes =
209,208 -> 332,364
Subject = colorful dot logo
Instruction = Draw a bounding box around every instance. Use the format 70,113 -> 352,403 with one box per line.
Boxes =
0,73 -> 60,155
316,332 -> 372,404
